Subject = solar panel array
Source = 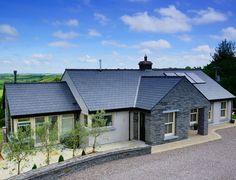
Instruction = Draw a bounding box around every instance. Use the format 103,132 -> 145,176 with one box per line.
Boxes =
164,72 -> 206,84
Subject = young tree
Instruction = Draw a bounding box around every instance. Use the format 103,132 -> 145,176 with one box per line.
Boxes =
90,110 -> 108,153
4,127 -> 35,175
36,122 -> 58,165
64,122 -> 88,157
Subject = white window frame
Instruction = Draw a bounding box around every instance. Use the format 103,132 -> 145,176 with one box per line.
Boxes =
190,108 -> 198,125
220,101 -> 227,118
208,104 -> 213,121
17,118 -> 31,132
164,112 -> 176,137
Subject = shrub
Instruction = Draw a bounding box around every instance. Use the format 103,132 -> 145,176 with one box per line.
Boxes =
82,150 -> 86,156
193,123 -> 198,130
60,134 -> 80,149
58,155 -> 64,162
32,164 -> 37,169
230,119 -> 235,124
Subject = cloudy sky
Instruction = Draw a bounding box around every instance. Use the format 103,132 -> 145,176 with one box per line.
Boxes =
0,0 -> 235,73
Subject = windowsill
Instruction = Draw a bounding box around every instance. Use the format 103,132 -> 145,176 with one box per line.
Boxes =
88,126 -> 115,132
164,135 -> 179,141
190,122 -> 197,126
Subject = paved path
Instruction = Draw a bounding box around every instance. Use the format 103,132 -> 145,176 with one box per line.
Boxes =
62,127 -> 236,180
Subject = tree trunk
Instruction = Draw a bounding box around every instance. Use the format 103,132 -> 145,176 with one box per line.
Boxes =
92,136 -> 97,153
17,161 -> 21,175
47,150 -> 50,165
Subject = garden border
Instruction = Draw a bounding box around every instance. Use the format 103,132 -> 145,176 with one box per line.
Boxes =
8,145 -> 151,180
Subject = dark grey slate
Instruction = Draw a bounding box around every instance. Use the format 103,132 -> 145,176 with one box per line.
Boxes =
136,76 -> 182,110
65,69 -> 234,112
4,82 -> 80,117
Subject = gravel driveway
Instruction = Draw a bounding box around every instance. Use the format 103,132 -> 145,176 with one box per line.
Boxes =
62,127 -> 236,180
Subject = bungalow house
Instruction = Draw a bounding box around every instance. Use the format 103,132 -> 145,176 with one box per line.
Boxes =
3,56 -> 235,146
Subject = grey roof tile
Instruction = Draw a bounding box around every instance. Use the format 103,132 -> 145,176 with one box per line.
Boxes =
5,82 -> 80,117
66,69 -> 235,111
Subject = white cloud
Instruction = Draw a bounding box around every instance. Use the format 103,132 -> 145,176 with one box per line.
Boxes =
177,34 -> 192,42
94,13 -> 109,25
212,27 -> 236,40
48,41 -> 78,48
121,6 -> 227,34
193,8 -> 227,24
101,40 -> 128,48
53,31 -> 79,39
79,55 -> 97,63
102,39 -> 171,52
31,54 -> 52,60
121,5 -> 190,33
88,29 -> 101,37
135,40 -> 171,49
0,24 -> 18,36
192,45 -> 212,54
53,19 -> 79,27
24,54 -> 52,65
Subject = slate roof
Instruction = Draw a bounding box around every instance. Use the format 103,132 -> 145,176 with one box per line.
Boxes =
136,76 -> 182,110
4,82 -> 80,118
65,69 -> 235,112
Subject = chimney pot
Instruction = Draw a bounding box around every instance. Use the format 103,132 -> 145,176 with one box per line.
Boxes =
13,70 -> 17,83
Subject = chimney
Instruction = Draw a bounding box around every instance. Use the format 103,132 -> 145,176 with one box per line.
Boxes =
138,55 -> 153,70
13,70 -> 17,83
99,59 -> 102,71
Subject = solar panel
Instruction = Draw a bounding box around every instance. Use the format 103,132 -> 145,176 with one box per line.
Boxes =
164,72 -> 177,76
175,72 -> 196,83
186,72 -> 206,84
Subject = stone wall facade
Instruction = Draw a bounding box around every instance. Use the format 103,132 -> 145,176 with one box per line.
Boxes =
145,78 -> 210,145
8,145 -> 151,180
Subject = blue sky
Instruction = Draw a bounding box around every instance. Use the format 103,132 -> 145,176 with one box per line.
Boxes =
0,0 -> 236,73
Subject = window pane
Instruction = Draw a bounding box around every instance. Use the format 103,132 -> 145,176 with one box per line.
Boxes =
221,102 -> 226,109
62,115 -> 74,134
49,116 -> 58,140
35,117 -> 45,143
165,124 -> 172,134
165,114 -> 169,123
169,114 -> 173,123
221,110 -> 226,117
105,115 -> 112,126
84,115 -> 88,126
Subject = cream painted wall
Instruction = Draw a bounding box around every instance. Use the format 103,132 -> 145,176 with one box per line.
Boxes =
211,100 -> 232,124
88,111 -> 129,146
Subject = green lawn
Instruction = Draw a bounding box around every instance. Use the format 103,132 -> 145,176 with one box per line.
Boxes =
0,89 -> 3,97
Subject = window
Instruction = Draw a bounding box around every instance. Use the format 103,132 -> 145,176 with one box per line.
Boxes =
164,113 -> 175,136
84,115 -> 88,127
35,117 -> 45,143
17,118 -> 31,132
49,116 -> 58,140
220,101 -> 227,117
61,114 -> 74,135
190,109 -> 198,123
208,105 -> 212,121
92,115 -> 113,128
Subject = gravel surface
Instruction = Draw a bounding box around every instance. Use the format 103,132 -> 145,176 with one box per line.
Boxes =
61,127 -> 236,180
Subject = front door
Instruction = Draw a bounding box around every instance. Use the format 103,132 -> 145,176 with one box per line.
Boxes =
140,112 -> 145,141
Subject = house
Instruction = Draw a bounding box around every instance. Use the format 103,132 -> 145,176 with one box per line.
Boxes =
3,56 -> 235,145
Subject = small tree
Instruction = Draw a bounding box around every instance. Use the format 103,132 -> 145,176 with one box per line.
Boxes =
58,155 -> 64,162
36,122 -> 58,165
4,127 -> 35,175
64,122 -> 88,157
90,110 -> 108,153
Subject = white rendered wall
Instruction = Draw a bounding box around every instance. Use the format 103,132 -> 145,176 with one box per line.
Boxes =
211,100 -> 232,124
88,111 -> 129,146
